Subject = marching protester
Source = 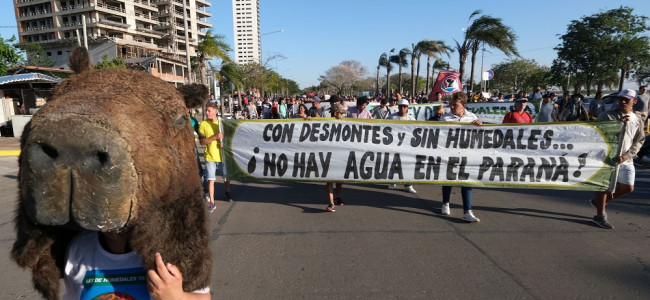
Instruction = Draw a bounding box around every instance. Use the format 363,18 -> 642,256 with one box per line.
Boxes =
528,85 -> 544,101
558,93 -> 589,121
387,96 -> 399,114
502,98 -> 533,123
308,96 -> 326,118
199,102 -> 233,213
537,93 -> 557,122
325,103 -> 348,211
634,85 -> 648,123
371,98 -> 391,119
348,96 -> 372,119
427,105 -> 446,121
590,89 -> 645,229
388,99 -> 417,194
291,103 -> 310,120
439,92 -> 482,222
589,91 -> 606,121
387,99 -> 417,194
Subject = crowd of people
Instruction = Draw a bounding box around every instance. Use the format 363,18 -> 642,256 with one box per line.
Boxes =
199,85 -> 648,229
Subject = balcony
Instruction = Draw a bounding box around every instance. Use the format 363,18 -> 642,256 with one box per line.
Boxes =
96,19 -> 131,28
132,0 -> 158,10
95,3 -> 126,14
22,25 -> 56,33
195,8 -> 211,18
195,0 -> 211,7
15,0 -> 51,7
18,9 -> 52,19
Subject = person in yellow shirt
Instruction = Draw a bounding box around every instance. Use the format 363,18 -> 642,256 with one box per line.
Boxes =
199,102 -> 232,213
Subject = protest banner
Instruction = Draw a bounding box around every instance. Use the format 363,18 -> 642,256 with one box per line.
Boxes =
221,119 -> 623,191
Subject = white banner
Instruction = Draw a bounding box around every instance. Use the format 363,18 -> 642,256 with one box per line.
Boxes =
223,119 -> 622,191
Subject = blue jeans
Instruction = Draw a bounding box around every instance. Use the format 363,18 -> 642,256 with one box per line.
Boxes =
442,186 -> 472,212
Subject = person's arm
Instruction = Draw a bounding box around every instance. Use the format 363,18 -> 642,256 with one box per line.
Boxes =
147,253 -> 210,300
502,112 -> 511,123
199,132 -> 223,146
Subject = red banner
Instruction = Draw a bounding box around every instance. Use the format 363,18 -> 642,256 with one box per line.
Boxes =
428,70 -> 463,101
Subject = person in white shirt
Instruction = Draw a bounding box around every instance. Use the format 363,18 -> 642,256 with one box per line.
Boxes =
387,99 -> 417,193
439,93 -> 483,222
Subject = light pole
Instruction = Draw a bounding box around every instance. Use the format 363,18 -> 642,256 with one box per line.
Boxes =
260,29 -> 284,65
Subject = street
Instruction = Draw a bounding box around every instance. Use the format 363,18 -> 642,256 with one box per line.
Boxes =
0,139 -> 649,299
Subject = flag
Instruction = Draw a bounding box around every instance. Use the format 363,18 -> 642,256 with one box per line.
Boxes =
428,70 -> 462,101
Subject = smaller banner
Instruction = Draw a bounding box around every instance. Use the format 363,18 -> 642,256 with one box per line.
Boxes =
428,70 -> 463,101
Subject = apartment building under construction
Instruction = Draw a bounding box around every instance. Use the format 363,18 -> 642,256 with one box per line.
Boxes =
13,0 -> 212,85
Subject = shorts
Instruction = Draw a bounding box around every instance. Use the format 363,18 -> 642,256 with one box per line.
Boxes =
205,161 -> 225,180
617,162 -> 635,185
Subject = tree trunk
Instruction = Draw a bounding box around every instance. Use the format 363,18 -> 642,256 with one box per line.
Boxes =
410,56 -> 416,98
469,47 -> 478,93
425,56 -> 432,93
398,65 -> 403,95
458,44 -> 468,83
618,68 -> 625,92
376,66 -> 380,96
415,55 -> 421,97
386,69 -> 391,96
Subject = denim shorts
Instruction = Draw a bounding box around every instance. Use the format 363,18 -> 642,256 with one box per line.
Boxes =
205,161 -> 225,180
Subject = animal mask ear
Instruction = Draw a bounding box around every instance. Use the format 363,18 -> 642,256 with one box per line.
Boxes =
177,84 -> 209,109
68,47 -> 92,74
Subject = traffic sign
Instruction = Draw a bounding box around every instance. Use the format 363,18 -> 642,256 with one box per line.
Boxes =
483,69 -> 494,81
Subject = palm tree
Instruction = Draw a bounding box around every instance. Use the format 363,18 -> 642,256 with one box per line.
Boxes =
409,43 -> 421,99
217,62 -> 243,115
390,48 -> 410,95
456,10 -> 518,91
196,30 -> 232,85
378,50 -> 394,95
429,59 -> 449,90
416,40 -> 453,93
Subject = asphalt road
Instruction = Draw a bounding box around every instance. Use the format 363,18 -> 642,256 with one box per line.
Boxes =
1,152 -> 649,299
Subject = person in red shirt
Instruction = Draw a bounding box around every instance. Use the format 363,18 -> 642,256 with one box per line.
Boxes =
503,98 -> 533,123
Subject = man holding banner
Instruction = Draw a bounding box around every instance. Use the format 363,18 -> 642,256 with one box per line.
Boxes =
387,99 -> 417,194
440,93 -> 482,222
591,89 -> 645,229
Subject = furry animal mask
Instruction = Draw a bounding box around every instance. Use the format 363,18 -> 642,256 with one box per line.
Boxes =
12,47 -> 211,299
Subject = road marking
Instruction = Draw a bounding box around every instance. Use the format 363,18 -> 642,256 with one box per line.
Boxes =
0,150 -> 20,156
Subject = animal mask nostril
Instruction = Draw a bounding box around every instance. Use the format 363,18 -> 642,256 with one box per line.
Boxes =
40,144 -> 59,159
97,152 -> 109,165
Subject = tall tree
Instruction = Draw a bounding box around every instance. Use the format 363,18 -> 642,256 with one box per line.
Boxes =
417,40 -> 453,95
456,10 -> 518,91
0,37 -> 21,75
318,64 -> 361,95
390,48 -> 410,95
490,59 -> 550,94
555,6 -> 650,94
409,43 -> 421,98
378,50 -> 393,95
195,30 -> 232,85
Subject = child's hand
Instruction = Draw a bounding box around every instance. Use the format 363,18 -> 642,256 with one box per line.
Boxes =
147,252 -> 184,300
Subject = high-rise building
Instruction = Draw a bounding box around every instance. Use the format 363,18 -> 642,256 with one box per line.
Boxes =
12,0 -> 212,85
231,0 -> 260,64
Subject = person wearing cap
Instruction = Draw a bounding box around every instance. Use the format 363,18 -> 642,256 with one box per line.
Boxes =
590,89 -> 645,229
308,96 -> 326,118
386,99 -> 417,193
325,103 -> 348,212
537,93 -> 557,122
502,98 -> 533,123
439,92 -> 482,222
387,97 -> 399,114
371,98 -> 390,119
347,96 -> 372,119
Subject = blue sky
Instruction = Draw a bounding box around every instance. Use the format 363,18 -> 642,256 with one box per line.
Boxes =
2,0 -> 649,89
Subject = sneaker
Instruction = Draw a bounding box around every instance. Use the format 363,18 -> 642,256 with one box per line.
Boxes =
207,202 -> 216,213
387,184 -> 396,190
225,191 -> 233,202
326,204 -> 336,212
462,210 -> 480,222
334,197 -> 344,206
440,203 -> 450,215
592,214 -> 613,229
405,185 -> 417,194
